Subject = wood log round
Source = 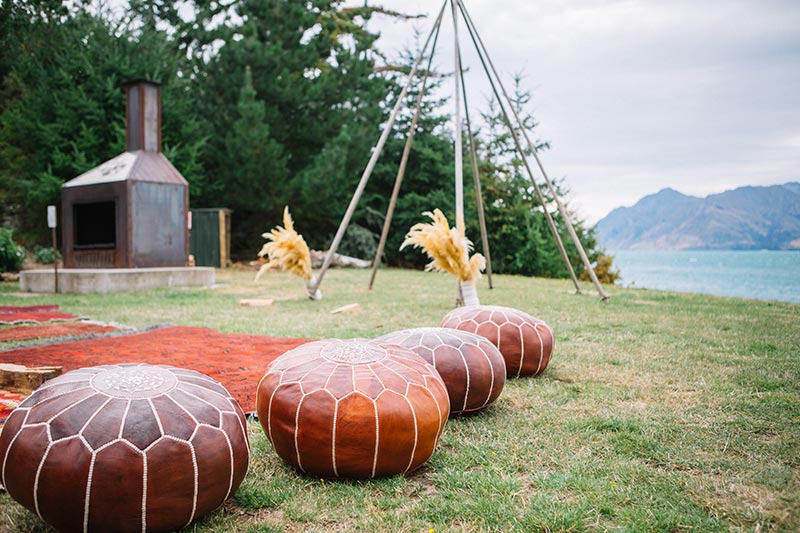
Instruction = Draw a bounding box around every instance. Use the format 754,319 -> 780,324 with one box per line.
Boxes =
0,363 -> 249,533
256,339 -> 449,479
441,305 -> 554,377
376,327 -> 506,415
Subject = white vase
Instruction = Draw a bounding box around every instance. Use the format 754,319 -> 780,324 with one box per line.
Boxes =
460,280 -> 480,307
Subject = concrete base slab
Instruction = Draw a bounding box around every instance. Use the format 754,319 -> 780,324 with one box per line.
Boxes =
19,267 -> 215,294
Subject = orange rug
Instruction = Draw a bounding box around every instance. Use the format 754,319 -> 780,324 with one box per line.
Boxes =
0,322 -> 122,343
0,305 -> 78,324
0,326 -> 312,412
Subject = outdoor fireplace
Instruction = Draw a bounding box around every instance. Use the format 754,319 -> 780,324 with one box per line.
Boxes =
61,80 -> 189,268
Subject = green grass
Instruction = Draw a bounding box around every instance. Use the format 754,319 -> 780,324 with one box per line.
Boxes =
1,268 -> 798,531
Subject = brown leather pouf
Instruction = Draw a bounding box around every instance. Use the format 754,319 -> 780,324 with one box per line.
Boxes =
376,327 -> 506,415
441,305 -> 555,378
256,339 -> 449,479
0,363 -> 249,533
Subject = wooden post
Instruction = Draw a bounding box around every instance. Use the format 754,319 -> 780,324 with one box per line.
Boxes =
520,126 -> 608,299
458,43 -> 494,289
452,0 -> 465,235
218,210 -> 228,268
52,227 -> 58,293
308,1 -> 448,299
452,0 -> 468,305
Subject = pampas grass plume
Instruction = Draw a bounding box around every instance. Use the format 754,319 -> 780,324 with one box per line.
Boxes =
256,206 -> 312,281
401,209 -> 485,282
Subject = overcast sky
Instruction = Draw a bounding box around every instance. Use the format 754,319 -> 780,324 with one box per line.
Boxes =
350,0 -> 800,223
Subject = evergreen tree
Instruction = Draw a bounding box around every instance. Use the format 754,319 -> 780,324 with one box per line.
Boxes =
364,42 -> 457,267
0,2 -> 207,245
195,0 -> 392,256
223,66 -> 288,252
0,0 -> 608,280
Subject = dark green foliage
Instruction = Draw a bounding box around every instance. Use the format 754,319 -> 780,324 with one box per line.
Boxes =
222,66 -> 288,253
358,43 -> 457,269
0,1 -> 206,245
0,228 -> 24,272
0,0 -> 605,280
33,245 -> 60,265
193,0 -> 391,255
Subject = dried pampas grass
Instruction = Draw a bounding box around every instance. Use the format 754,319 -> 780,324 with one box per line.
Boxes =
256,207 -> 312,282
401,209 -> 485,283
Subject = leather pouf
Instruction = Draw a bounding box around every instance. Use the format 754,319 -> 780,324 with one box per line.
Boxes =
375,327 -> 506,415
256,339 -> 449,479
0,363 -> 249,533
441,305 -> 555,378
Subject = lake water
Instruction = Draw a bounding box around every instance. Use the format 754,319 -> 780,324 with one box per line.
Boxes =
609,250 -> 800,303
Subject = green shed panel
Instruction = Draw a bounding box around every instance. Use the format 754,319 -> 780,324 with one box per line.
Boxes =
190,208 -> 231,268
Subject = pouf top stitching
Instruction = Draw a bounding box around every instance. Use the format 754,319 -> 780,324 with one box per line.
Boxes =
319,340 -> 388,365
90,365 -> 179,399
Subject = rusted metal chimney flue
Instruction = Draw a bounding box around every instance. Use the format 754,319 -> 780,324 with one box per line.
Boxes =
125,80 -> 161,153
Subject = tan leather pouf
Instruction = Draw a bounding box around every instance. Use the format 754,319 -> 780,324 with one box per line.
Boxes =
256,339 -> 449,479
376,327 -> 506,415
0,363 -> 249,533
441,305 -> 555,377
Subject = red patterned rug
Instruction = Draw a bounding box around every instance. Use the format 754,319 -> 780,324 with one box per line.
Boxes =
0,322 -> 122,343
0,305 -> 79,324
0,388 -> 27,425
0,326 -> 311,412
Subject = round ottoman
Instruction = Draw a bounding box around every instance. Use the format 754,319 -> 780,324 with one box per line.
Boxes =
256,339 -> 449,479
0,363 -> 249,533
375,327 -> 506,415
441,305 -> 555,378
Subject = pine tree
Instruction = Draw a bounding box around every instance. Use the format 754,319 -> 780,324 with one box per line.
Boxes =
197,0 -> 392,256
0,3 -> 207,245
357,40 -> 457,266
223,66 -> 288,253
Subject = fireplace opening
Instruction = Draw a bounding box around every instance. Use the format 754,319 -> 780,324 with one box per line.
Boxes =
74,201 -> 116,249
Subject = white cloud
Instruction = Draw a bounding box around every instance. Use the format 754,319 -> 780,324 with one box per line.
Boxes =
352,0 -> 800,224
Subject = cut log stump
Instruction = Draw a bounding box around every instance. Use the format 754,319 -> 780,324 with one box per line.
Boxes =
0,363 -> 62,392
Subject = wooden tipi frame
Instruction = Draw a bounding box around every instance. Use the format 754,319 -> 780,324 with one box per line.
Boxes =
308,0 -> 609,301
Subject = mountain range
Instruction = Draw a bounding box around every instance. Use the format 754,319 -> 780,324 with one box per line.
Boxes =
595,182 -> 800,250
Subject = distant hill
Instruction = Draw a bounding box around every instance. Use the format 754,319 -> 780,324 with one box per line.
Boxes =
596,182 -> 800,250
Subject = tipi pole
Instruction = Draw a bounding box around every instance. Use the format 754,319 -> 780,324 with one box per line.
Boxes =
368,14 -> 444,290
523,126 -> 608,298
457,0 -> 607,299
457,36 -> 494,289
451,0 -> 465,234
308,1 -> 448,299
451,0 -> 469,305
456,0 -> 582,293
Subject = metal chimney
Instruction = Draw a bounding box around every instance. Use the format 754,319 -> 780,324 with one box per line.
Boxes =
125,80 -> 161,153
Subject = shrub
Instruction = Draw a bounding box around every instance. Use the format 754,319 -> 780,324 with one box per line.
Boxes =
580,253 -> 621,285
33,245 -> 61,265
0,229 -> 25,272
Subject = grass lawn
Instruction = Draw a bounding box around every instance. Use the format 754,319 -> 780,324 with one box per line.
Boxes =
1,267 -> 798,531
